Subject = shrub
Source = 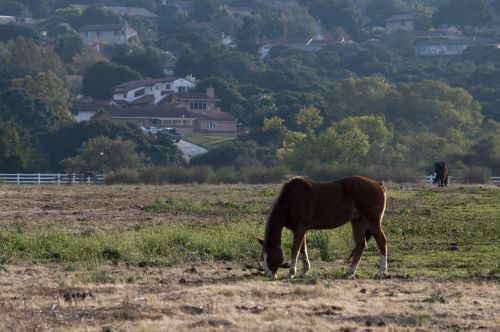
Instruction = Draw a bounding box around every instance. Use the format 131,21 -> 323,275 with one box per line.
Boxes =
213,166 -> 240,184
105,169 -> 141,184
191,165 -> 215,184
463,166 -> 492,184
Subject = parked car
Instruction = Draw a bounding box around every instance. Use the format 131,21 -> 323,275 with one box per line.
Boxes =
140,126 -> 159,135
158,127 -> 182,142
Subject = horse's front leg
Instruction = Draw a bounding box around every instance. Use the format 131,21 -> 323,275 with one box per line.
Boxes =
300,235 -> 310,276
288,229 -> 306,278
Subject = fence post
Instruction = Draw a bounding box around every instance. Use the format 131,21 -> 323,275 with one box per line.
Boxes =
17,173 -> 20,185
57,173 -> 61,185
38,173 -> 41,185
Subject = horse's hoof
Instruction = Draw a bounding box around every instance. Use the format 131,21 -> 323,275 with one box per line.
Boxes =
288,269 -> 296,279
344,272 -> 355,279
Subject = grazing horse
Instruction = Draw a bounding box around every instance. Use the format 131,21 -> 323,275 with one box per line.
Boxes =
258,176 -> 388,279
433,162 -> 448,187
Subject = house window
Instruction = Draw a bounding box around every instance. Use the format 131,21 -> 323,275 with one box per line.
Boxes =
207,122 -> 216,129
182,120 -> 191,126
96,31 -> 101,37
172,119 -> 182,125
134,88 -> 145,97
165,84 -> 171,89
123,93 -> 126,98
85,31 -> 91,37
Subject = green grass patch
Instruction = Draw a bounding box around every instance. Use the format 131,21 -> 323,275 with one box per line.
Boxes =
1,186 -> 499,279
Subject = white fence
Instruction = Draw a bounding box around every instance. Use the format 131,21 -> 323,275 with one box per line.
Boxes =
0,173 -> 104,185
424,175 -> 500,185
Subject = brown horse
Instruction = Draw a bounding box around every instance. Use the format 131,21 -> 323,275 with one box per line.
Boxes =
258,176 -> 387,279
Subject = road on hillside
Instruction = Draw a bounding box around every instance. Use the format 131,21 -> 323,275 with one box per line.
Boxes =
175,139 -> 208,160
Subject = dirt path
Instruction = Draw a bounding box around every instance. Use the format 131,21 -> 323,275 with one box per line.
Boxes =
0,263 -> 498,331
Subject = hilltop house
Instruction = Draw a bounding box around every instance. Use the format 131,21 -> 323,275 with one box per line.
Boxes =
385,14 -> 414,33
79,21 -> 138,46
112,76 -> 196,105
72,76 -> 239,136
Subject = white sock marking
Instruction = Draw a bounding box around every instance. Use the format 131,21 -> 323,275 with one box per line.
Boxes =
380,255 -> 387,274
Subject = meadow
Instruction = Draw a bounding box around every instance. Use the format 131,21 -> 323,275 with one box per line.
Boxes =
0,183 -> 498,331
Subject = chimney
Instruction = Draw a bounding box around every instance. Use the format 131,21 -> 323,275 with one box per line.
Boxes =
206,86 -> 214,98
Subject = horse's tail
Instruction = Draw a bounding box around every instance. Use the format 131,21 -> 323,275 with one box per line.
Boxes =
346,229 -> 372,263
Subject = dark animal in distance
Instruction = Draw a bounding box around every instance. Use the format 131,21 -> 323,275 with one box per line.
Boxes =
433,162 -> 448,187
258,176 -> 388,279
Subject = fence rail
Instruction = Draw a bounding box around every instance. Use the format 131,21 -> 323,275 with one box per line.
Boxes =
0,173 -> 104,185
424,175 -> 500,185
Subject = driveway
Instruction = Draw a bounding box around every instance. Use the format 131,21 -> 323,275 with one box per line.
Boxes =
175,139 -> 208,160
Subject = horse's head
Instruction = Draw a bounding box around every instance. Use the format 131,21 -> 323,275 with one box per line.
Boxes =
257,238 -> 283,278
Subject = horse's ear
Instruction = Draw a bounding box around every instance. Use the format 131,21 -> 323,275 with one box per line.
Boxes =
257,237 -> 264,246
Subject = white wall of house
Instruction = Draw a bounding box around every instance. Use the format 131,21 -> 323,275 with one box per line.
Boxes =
112,78 -> 196,104
172,78 -> 195,92
73,110 -> 97,122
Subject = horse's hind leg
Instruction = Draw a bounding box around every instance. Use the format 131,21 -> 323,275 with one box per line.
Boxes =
367,221 -> 388,277
300,235 -> 310,276
288,228 -> 306,279
346,219 -> 368,278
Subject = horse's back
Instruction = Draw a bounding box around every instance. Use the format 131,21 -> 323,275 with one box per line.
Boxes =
339,176 -> 386,221
282,176 -> 386,229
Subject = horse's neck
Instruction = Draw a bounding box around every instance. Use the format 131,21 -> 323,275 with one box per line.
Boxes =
264,218 -> 284,247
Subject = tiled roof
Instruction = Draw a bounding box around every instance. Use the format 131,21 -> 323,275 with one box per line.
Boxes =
70,4 -> 158,18
176,92 -> 220,101
79,24 -> 124,32
385,14 -> 413,23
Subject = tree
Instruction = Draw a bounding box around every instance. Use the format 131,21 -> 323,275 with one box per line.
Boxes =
0,37 -> 66,80
386,80 -> 483,136
433,0 -> 492,29
73,5 -> 121,29
112,46 -> 167,78
0,123 -> 27,172
300,0 -> 363,38
39,120 -> 181,171
0,88 -> 61,131
0,24 -> 39,42
60,136 -> 144,173
0,0 -> 29,16
12,71 -> 72,122
54,24 -> 84,63
190,0 -> 218,22
236,16 -> 262,54
82,61 -> 141,100
71,47 -> 107,75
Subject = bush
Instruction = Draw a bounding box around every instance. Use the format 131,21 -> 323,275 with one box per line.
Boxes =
191,165 -> 215,184
381,167 -> 420,183
463,166 -> 492,184
139,166 -> 170,184
105,169 -> 141,184
213,166 -> 240,184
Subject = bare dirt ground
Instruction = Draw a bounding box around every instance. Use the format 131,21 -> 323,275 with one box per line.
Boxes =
1,263 -> 498,331
1,184 -> 499,331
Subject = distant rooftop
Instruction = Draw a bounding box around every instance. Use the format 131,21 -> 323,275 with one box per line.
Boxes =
70,4 -> 158,18
385,14 -> 413,23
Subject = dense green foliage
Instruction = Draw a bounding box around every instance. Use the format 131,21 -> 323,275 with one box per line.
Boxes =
1,0 -> 500,177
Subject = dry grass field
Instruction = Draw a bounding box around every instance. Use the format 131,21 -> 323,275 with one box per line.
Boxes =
0,183 -> 499,331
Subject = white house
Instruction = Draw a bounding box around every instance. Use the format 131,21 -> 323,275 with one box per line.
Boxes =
112,76 -> 196,104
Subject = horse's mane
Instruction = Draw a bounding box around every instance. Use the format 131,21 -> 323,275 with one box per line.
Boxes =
264,177 -> 303,244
